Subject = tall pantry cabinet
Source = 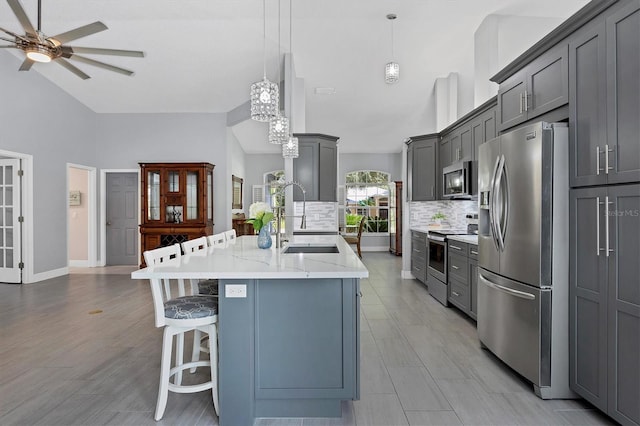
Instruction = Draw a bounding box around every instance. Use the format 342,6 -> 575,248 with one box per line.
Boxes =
569,2 -> 639,425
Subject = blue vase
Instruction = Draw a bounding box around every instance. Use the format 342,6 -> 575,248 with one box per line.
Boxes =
257,225 -> 272,249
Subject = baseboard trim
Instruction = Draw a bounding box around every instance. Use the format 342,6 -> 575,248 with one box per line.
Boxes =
27,267 -> 69,284
69,260 -> 90,267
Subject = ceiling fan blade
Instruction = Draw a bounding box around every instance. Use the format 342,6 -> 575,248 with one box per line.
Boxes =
69,54 -> 134,76
0,26 -> 29,42
0,35 -> 17,43
1,45 -> 16,48
55,58 -> 90,80
7,0 -> 36,36
49,21 -> 108,45
63,46 -> 145,58
19,58 -> 34,71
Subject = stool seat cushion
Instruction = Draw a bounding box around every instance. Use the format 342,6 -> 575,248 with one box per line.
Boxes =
198,280 -> 219,296
164,296 -> 218,319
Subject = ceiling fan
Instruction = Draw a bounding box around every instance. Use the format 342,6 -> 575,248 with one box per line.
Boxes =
0,0 -> 144,79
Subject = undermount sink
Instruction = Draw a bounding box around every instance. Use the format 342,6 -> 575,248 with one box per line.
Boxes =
283,245 -> 340,254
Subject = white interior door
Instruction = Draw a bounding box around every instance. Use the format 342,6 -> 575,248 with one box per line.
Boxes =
0,159 -> 22,283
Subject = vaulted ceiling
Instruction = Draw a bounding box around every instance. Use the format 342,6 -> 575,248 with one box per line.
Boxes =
0,0 -> 589,153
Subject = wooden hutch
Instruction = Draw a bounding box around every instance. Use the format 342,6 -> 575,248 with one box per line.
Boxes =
139,162 -> 214,266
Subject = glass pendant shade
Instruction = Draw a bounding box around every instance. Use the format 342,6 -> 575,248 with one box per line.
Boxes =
385,62 -> 399,84
269,114 -> 289,144
251,77 -> 279,122
282,136 -> 299,158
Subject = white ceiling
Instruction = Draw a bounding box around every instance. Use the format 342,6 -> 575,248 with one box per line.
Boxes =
0,0 -> 589,154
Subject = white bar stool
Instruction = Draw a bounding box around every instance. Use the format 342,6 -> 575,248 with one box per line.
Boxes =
143,244 -> 219,421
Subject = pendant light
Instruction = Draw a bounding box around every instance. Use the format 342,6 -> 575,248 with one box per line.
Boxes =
385,14 -> 399,84
282,134 -> 299,158
282,0 -> 298,158
251,0 -> 279,122
269,0 -> 289,144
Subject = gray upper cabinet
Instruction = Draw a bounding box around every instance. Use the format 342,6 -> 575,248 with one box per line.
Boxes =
570,2 -> 640,187
570,184 -> 640,426
606,2 -> 640,185
497,43 -> 569,132
292,134 -> 338,201
407,134 -> 438,201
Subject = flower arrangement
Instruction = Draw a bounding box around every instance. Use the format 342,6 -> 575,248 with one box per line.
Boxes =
246,202 -> 274,233
432,212 -> 447,221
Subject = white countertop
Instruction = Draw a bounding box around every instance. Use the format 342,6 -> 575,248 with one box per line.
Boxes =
131,235 -> 369,280
447,234 -> 478,245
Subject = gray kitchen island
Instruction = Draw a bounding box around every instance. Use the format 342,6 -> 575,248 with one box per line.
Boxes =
132,235 -> 368,425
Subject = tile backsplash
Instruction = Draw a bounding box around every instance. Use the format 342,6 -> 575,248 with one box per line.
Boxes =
293,202 -> 337,231
410,200 -> 478,229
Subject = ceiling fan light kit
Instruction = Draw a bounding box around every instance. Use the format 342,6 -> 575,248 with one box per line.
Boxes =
1,0 -> 144,79
385,13 -> 399,84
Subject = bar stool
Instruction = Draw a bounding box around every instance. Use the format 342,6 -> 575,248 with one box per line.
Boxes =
143,244 -> 219,420
181,236 -> 218,297
223,229 -> 237,242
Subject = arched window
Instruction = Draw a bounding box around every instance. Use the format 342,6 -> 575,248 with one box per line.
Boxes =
344,170 -> 390,234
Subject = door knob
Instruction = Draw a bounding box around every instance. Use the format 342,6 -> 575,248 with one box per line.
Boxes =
106,221 -> 112,226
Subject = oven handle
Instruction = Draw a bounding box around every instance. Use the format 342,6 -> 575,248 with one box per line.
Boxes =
479,273 -> 535,300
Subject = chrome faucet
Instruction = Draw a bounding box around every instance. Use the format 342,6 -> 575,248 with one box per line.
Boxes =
273,181 -> 306,248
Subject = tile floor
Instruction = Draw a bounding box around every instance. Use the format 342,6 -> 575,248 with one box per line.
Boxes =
0,253 -> 613,425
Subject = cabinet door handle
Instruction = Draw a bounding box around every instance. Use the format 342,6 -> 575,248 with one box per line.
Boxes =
415,267 -> 421,271
519,93 -> 523,114
452,265 -> 460,270
605,144 -> 613,174
597,196 -> 603,256
431,186 -> 434,198
470,250 -> 478,255
450,245 -> 462,251
596,146 -> 601,175
452,291 -> 460,297
605,196 -> 613,257
524,90 -> 529,112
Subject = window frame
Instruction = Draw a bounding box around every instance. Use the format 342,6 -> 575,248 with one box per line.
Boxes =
343,170 -> 391,236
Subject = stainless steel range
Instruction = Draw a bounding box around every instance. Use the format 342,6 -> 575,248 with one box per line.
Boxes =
426,229 -> 469,306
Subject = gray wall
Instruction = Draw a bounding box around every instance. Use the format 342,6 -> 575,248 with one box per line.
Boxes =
94,112 -> 231,232
339,153 -> 403,182
244,154 -> 284,208
0,51 -> 96,274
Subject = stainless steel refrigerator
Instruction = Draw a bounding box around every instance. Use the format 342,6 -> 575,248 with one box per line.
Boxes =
477,122 -> 575,399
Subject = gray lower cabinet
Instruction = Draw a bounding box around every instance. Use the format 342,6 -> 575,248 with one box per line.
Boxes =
497,43 -> 569,132
411,231 -> 427,284
447,240 -> 478,320
569,2 -> 640,187
569,184 -> 640,426
292,133 -> 338,201
219,277 -> 360,424
407,135 -> 438,201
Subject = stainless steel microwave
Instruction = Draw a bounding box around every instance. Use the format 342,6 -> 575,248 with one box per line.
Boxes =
442,161 -> 473,199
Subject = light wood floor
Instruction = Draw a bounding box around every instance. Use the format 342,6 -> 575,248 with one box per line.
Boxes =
0,253 -> 613,426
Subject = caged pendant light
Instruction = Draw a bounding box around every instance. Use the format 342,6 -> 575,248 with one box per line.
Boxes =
282,135 -> 299,158
282,0 -> 298,158
269,0 -> 289,144
385,14 -> 399,84
251,0 -> 279,122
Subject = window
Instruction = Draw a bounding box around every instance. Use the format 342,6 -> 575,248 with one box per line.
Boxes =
344,171 -> 390,234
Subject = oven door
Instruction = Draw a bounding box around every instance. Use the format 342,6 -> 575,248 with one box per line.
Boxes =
427,238 -> 447,282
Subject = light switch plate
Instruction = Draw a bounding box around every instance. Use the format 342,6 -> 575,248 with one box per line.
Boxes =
225,284 -> 247,298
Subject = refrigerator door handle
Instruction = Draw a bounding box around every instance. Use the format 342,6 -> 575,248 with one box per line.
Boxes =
479,273 -> 536,300
489,156 -> 501,251
494,155 -> 506,251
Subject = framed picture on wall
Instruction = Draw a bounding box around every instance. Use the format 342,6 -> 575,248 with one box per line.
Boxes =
69,190 -> 81,206
232,175 -> 243,209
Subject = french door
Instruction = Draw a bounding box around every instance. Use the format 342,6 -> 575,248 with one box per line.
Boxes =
0,159 -> 22,283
